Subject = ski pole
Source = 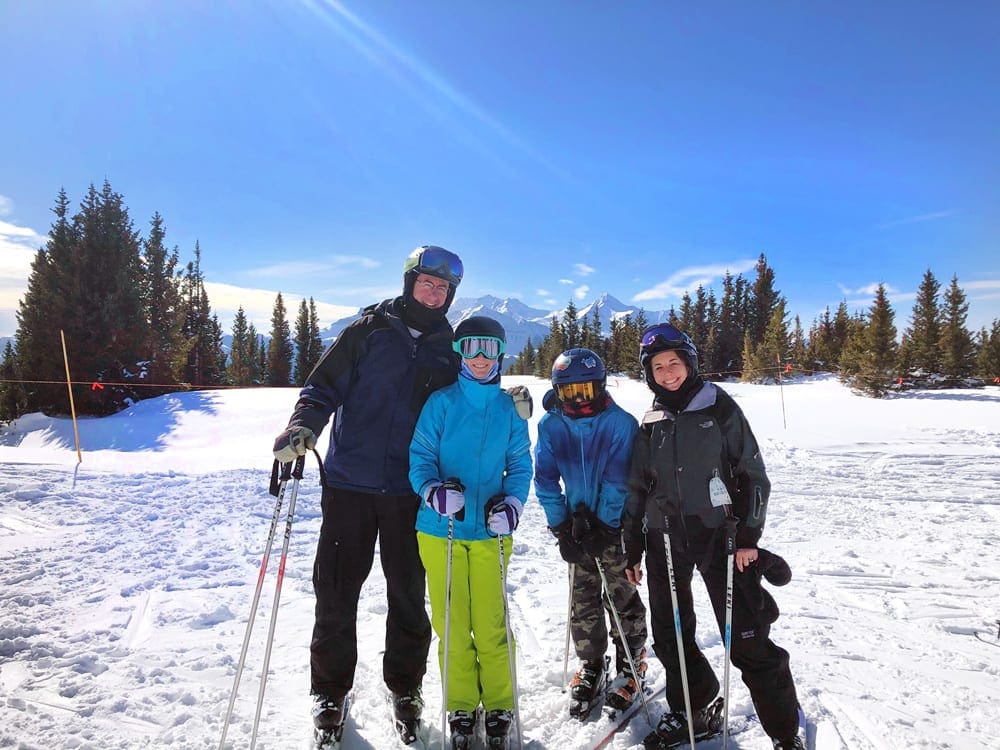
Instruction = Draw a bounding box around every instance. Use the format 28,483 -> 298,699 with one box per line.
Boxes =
662,520 -> 696,750
562,563 -> 575,693
721,514 -> 738,749
217,460 -> 291,750
594,557 -> 652,725
250,454 -> 305,750
498,534 -> 523,749
441,513 -> 454,750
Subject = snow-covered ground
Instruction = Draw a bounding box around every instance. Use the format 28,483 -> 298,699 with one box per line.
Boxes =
2,375 -> 999,749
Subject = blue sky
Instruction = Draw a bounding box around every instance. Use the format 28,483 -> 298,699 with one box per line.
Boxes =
2,1 -> 998,339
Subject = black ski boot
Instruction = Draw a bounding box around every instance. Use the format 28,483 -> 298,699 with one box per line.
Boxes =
773,738 -> 806,750
390,687 -> 424,745
642,697 -> 725,749
448,709 -> 477,750
484,708 -> 513,749
312,693 -> 350,749
569,656 -> 609,719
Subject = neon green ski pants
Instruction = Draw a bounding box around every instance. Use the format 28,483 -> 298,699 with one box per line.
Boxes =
417,531 -> 516,712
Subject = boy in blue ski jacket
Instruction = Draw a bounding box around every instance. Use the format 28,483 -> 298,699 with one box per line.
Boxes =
409,316 -> 532,749
534,348 -> 648,717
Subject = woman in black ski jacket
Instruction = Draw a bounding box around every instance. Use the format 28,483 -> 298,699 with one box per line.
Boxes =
623,323 -> 804,750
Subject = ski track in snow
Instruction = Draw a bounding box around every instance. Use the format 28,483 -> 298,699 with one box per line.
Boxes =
1,377 -> 999,749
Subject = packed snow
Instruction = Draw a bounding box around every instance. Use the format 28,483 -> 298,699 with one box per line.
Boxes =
2,375 -> 999,749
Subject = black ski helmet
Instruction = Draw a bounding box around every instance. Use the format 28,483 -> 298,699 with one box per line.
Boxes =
638,323 -> 699,377
453,315 -> 506,366
401,245 -> 463,329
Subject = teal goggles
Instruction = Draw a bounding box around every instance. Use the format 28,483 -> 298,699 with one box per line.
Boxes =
453,336 -> 505,360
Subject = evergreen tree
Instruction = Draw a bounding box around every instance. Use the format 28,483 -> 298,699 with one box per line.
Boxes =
831,300 -> 851,365
15,189 -> 74,414
898,269 -> 941,374
747,253 -> 780,347
267,293 -> 294,386
247,325 -> 264,385
228,307 -> 252,386
975,321 -> 1000,381
716,271 -> 747,376
0,342 -> 27,421
140,212 -> 183,393
789,314 -> 807,372
175,242 -> 220,387
605,318 -> 623,374
938,275 -> 975,378
293,299 -> 312,385
839,284 -> 898,396
677,292 -> 694,334
561,300 -> 581,350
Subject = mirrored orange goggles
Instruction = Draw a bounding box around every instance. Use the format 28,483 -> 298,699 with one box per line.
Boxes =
556,381 -> 597,401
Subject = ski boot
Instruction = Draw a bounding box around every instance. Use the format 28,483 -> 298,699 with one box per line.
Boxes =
605,646 -> 648,712
448,709 -> 478,750
390,687 -> 424,745
773,738 -> 806,750
484,708 -> 513,749
568,656 -> 609,719
312,693 -> 350,749
642,697 -> 724,749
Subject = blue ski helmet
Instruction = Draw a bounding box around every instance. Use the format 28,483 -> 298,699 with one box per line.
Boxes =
551,348 -> 608,417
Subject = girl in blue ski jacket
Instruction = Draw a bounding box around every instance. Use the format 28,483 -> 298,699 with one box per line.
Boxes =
409,316 -> 532,748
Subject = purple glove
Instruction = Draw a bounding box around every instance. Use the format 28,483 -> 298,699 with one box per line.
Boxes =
486,495 -> 523,536
424,480 -> 466,517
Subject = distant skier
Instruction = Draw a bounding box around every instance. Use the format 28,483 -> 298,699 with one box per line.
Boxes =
623,323 -> 804,750
409,316 -> 532,750
534,348 -> 649,718
272,246 -> 464,747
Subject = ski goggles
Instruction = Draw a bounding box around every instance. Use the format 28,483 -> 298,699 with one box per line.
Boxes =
453,336 -> 505,360
404,245 -> 464,286
556,381 -> 597,401
640,323 -> 693,350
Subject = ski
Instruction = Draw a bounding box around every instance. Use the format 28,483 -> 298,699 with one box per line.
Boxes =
587,683 -> 667,750
975,632 -> 1000,648
636,712 -> 760,750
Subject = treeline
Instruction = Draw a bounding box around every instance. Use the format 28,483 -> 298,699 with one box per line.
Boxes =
0,183 -> 324,419
508,255 -> 1000,398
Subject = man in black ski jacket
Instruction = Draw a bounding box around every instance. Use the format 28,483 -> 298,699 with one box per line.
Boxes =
272,246 -> 464,744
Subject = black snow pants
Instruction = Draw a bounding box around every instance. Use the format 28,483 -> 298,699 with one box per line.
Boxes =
645,524 -> 799,742
310,487 -> 432,699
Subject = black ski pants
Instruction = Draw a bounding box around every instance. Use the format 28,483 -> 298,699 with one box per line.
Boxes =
311,487 -> 431,699
645,527 -> 799,742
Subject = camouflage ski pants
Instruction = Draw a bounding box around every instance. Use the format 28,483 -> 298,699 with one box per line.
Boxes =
570,543 -> 647,670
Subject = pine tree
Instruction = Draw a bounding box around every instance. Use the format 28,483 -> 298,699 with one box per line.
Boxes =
228,307 -> 252,386
0,342 -> 27,421
806,308 -> 834,371
830,301 -> 851,367
266,293 -> 293,386
561,300 -> 580,350
938,275 -> 975,378
898,269 -> 941,375
293,299 -> 312,385
175,242 -> 220,387
839,284 -> 898,396
975,320 -> 1000,381
789,315 -> 807,372
716,271 -> 747,376
140,212 -> 183,393
747,253 -> 780,347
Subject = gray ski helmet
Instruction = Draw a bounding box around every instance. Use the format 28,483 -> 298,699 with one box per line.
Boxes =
551,348 -> 607,389
639,323 -> 698,376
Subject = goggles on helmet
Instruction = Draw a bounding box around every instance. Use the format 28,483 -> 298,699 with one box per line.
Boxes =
556,381 -> 597,402
640,323 -> 691,350
453,336 -> 504,360
404,246 -> 464,286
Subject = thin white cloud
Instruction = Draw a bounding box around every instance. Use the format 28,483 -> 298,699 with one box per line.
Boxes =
876,210 -> 956,230
558,278 -> 574,285
632,260 -> 756,303
244,256 -> 381,278
964,279 -> 1000,292
573,263 -> 595,276
0,195 -> 13,217
535,288 -> 550,296
0,219 -> 49,335
574,284 -> 589,301
838,282 -> 901,297
204,281 -> 358,333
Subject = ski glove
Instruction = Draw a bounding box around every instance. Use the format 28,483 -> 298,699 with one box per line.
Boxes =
503,385 -> 533,420
424,479 -> 466,517
572,504 -> 619,558
551,519 -> 587,565
272,426 -> 316,463
486,494 -> 523,536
